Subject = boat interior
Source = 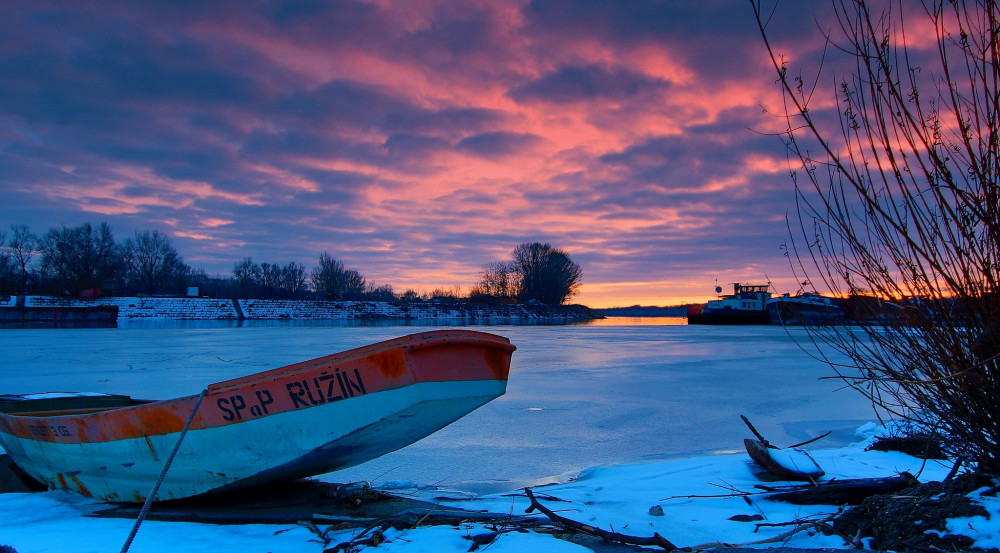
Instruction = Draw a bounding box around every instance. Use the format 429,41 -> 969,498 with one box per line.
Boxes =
0,394 -> 152,417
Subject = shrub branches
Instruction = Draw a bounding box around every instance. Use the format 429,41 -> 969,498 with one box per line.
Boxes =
752,0 -> 1000,468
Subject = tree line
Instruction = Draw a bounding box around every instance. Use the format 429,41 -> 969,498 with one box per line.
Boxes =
0,222 -> 582,304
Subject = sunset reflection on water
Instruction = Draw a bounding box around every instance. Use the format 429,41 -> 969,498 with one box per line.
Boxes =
579,316 -> 688,326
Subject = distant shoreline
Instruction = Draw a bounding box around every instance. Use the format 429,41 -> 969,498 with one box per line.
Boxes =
593,305 -> 688,317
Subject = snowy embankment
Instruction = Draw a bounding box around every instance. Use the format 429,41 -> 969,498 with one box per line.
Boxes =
1,425 -> 997,552
15,296 -> 597,323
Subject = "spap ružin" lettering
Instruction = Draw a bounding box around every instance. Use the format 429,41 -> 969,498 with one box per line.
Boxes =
216,389 -> 275,421
286,368 -> 367,408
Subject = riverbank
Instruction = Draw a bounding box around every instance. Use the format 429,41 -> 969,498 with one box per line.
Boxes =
0,296 -> 602,326
2,428 -> 991,553
4,322 -> 976,552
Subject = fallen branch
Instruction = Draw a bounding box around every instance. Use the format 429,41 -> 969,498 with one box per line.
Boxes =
755,472 -> 917,505
741,414 -> 771,447
523,488 -> 677,550
788,431 -> 832,449
465,528 -> 526,552
323,521 -> 390,553
684,509 -> 862,550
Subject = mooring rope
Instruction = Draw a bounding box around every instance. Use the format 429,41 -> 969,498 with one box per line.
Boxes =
120,388 -> 208,553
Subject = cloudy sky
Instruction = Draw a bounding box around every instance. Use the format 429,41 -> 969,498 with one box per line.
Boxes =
0,0 -> 840,307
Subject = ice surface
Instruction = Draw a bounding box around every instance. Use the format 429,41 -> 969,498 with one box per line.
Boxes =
1,318 -> 995,552
0,320 -> 877,493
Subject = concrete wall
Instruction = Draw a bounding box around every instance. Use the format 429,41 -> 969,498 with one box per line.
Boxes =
24,296 -> 238,320
15,296 -> 599,323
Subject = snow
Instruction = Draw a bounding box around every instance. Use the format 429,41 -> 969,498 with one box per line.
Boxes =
766,447 -> 824,477
17,295 -> 593,323
1,319 -> 997,552
939,487 -> 1000,550
3,437 -> 992,552
5,392 -> 113,400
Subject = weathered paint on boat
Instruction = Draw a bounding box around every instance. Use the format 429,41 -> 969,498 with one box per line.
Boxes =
0,330 -> 515,502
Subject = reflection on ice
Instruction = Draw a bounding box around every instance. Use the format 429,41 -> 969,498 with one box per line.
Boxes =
576,316 -> 688,326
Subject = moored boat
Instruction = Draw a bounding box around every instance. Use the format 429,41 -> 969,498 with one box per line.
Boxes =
766,293 -> 848,325
687,283 -> 772,325
0,330 -> 515,502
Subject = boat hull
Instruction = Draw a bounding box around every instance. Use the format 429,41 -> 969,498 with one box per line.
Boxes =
691,309 -> 771,325
687,283 -> 772,325
767,296 -> 847,326
0,330 -> 514,502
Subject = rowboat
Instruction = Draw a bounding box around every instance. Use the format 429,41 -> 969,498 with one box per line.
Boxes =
0,330 -> 515,502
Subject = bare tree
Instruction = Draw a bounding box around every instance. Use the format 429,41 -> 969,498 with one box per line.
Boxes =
123,230 -> 185,295
38,222 -> 120,295
258,262 -> 282,297
8,224 -> 37,294
476,260 -> 517,297
280,262 -> 308,298
0,226 -> 9,293
311,252 -> 366,300
232,257 -> 260,297
365,283 -> 396,301
753,0 -> 1000,468
511,242 -> 582,305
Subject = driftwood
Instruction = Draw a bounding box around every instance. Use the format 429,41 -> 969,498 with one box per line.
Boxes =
523,488 -> 677,550
312,520 -> 390,552
756,472 -> 918,505
740,416 -> 827,481
744,439 -> 825,481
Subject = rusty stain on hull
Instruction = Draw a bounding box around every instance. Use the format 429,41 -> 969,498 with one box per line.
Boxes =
143,435 -> 159,461
68,474 -> 92,497
367,348 -> 408,379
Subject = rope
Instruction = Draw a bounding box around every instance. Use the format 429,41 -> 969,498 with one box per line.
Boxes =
120,388 -> 208,553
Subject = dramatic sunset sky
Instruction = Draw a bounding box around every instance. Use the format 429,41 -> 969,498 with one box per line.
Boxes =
0,1 -> 845,307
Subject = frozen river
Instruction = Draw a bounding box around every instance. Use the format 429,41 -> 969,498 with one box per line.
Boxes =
0,318 -> 877,494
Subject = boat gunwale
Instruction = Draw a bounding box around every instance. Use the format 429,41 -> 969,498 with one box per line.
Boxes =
205,329 -> 514,394
0,330 -> 514,425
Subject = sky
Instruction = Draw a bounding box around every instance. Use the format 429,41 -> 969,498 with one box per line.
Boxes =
0,0 -> 849,307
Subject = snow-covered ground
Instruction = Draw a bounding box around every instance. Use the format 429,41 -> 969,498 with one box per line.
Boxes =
1,319 -> 994,552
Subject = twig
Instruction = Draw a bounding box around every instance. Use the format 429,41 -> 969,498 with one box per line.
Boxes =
661,489 -> 769,501
744,414 -> 831,450
466,528 -> 525,552
501,490 -> 571,502
685,509 -> 861,551
324,521 -> 391,553
741,414 -> 771,447
523,488 -> 677,550
788,430 -> 832,448
944,458 -> 963,481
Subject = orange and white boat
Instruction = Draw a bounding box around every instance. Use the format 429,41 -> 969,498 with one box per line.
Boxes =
0,330 -> 515,502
